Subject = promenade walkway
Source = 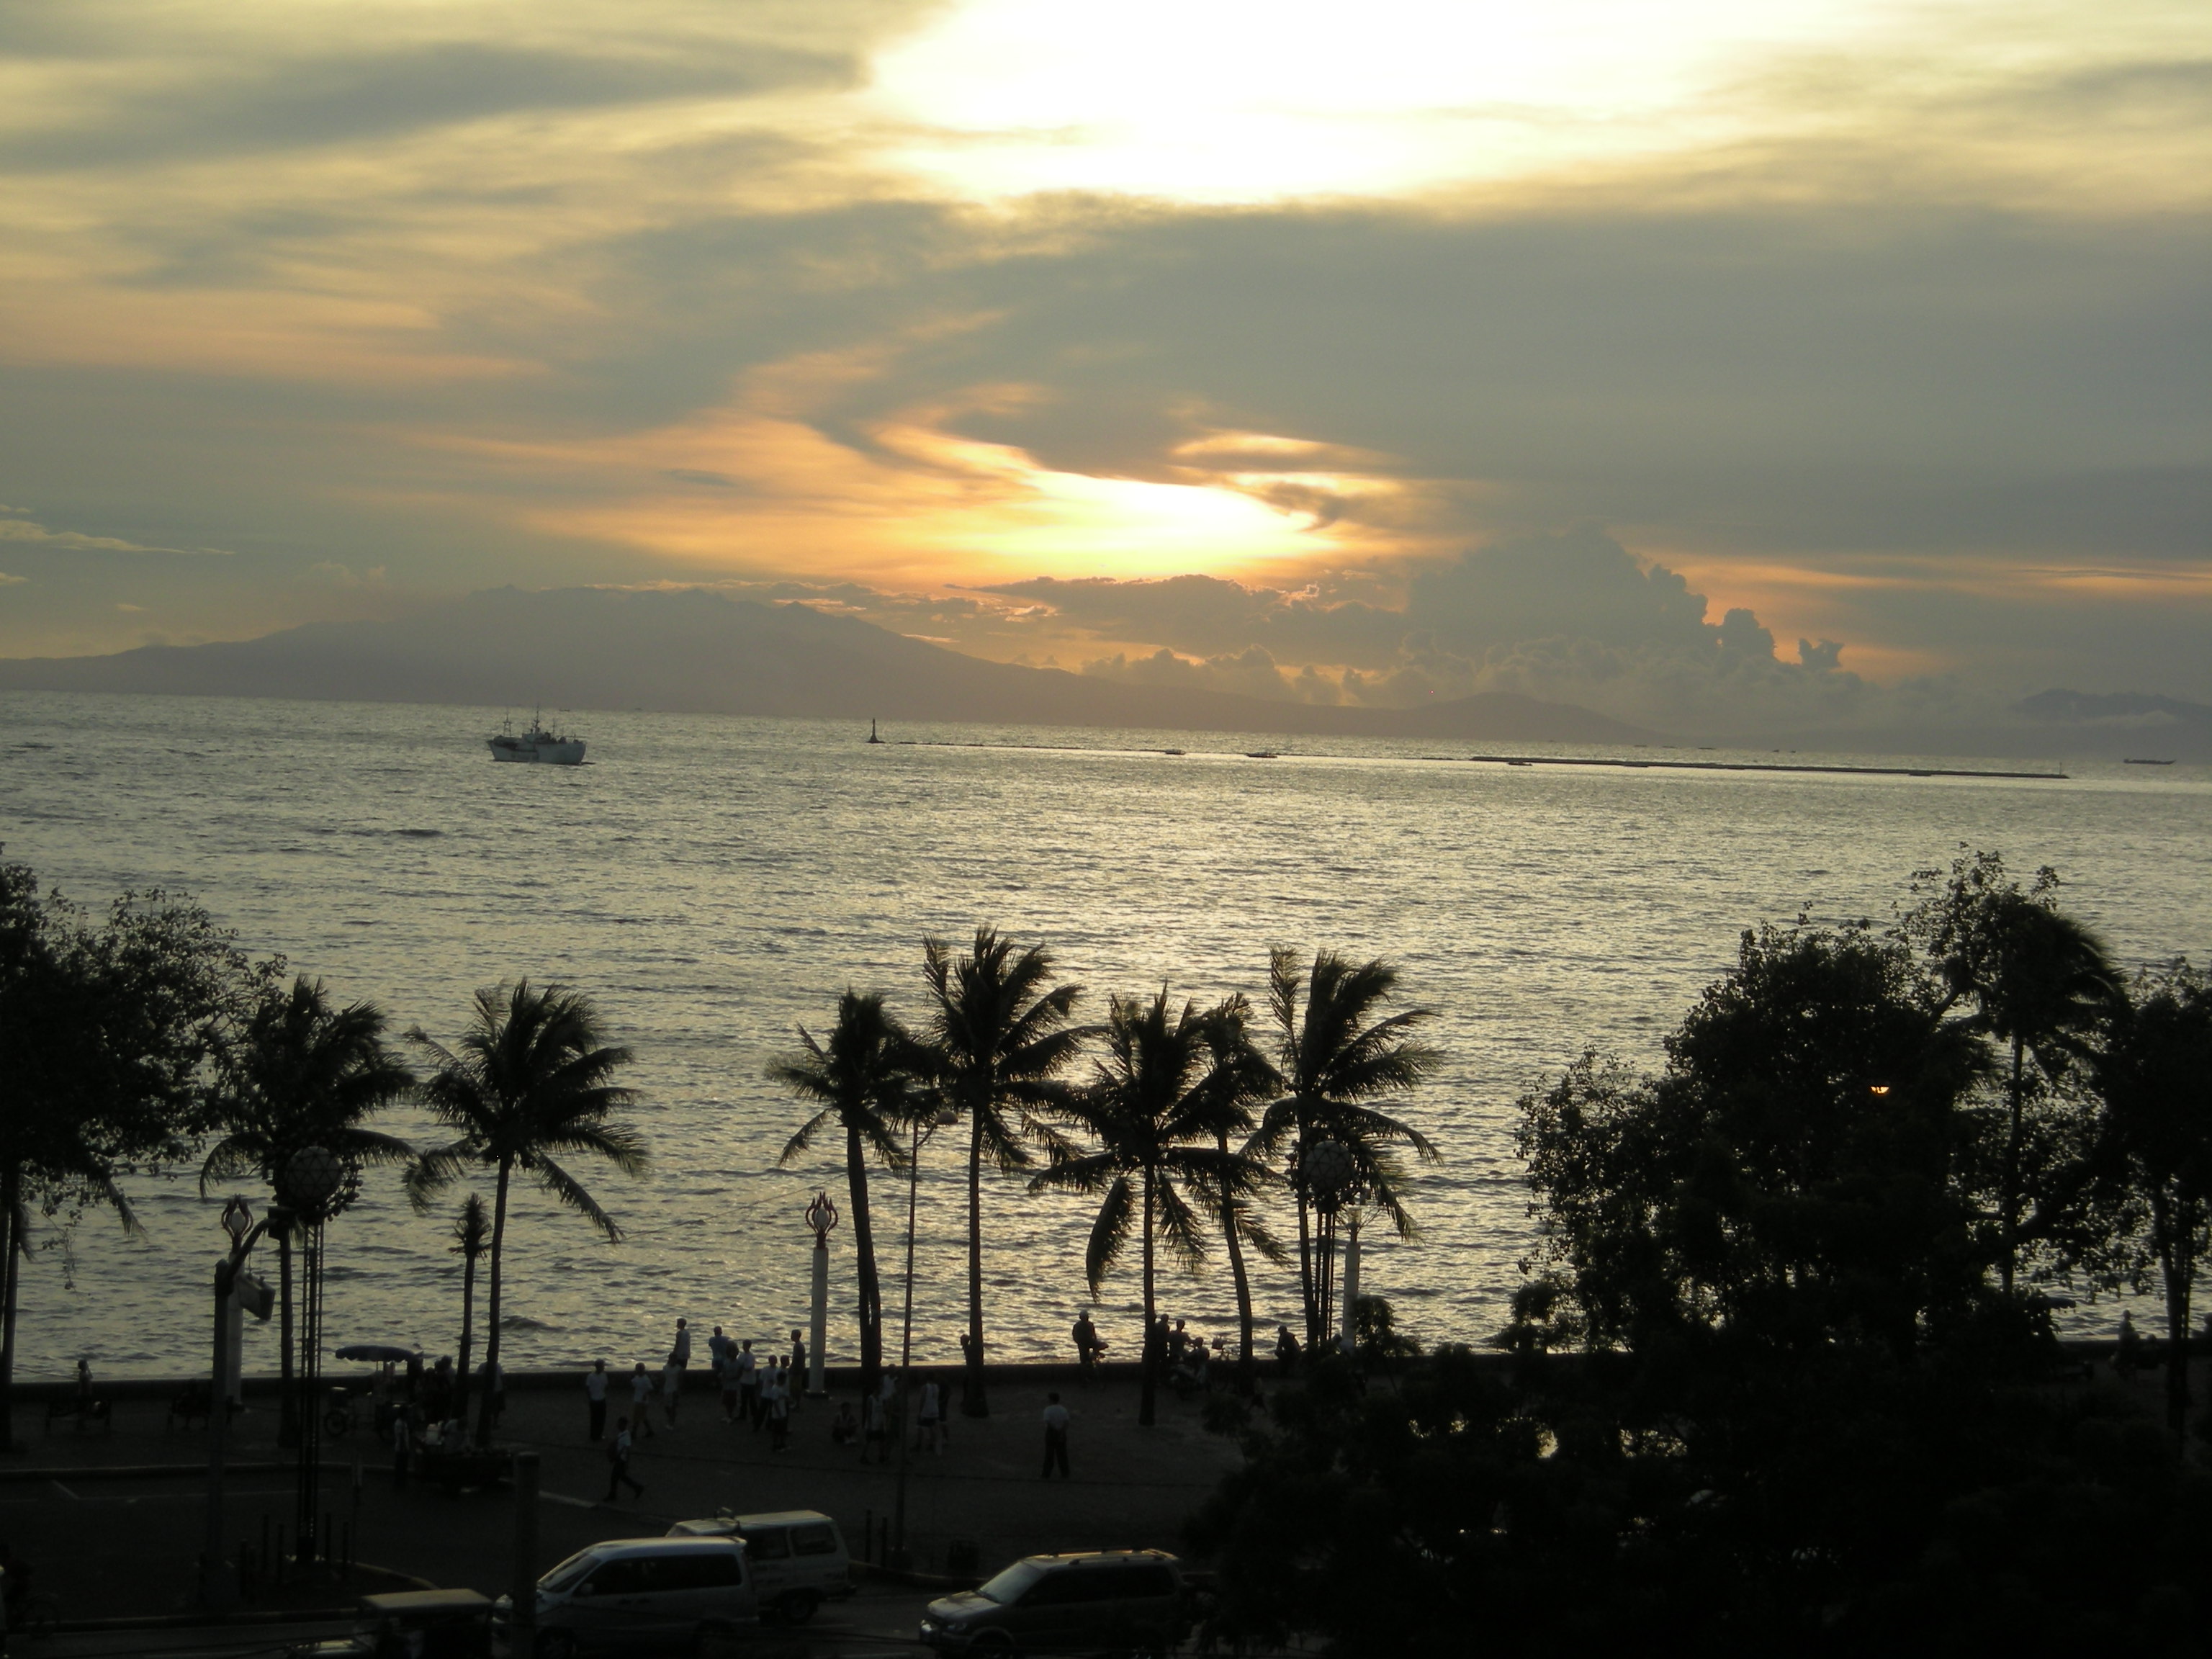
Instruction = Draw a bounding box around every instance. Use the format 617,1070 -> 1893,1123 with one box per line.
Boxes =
0,1369 -> 1243,1627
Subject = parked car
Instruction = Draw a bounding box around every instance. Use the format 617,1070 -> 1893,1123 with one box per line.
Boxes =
918,1550 -> 1187,1655
287,1589 -> 493,1659
665,1509 -> 854,1624
498,1537 -> 756,1657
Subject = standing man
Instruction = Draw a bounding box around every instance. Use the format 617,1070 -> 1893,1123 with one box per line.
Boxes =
585,1359 -> 609,1442
709,1326 -> 732,1370
1040,1393 -> 1071,1480
604,1417 -> 645,1502
673,1318 -> 693,1377
661,1352 -> 684,1430
1071,1312 -> 1102,1384
788,1328 -> 807,1410
737,1340 -> 762,1430
629,1362 -> 658,1439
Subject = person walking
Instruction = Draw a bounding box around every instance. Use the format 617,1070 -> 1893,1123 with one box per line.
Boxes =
629,1362 -> 658,1439
768,1364 -> 791,1452
737,1341 -> 762,1430
585,1359 -> 609,1442
714,1346 -> 739,1424
604,1417 -> 645,1502
1040,1392 -> 1071,1480
390,1404 -> 414,1488
661,1352 -> 684,1429
917,1377 -> 945,1455
860,1376 -> 889,1463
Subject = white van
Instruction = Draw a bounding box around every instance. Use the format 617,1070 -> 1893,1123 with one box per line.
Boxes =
517,1537 -> 756,1656
665,1509 -> 854,1624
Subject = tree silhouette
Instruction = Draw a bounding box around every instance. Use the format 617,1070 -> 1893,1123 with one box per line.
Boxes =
1251,948 -> 1440,1346
448,1194 -> 490,1421
1909,850 -> 2124,1292
920,928 -> 1089,1417
406,981 -> 645,1444
202,975 -> 414,1441
2093,962 -> 2212,1434
1,860 -> 247,1447
1033,989 -> 1274,1424
771,989 -> 923,1400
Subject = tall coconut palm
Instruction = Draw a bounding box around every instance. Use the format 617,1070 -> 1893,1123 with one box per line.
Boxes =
1033,989 -> 1274,1424
201,975 -> 415,1442
920,927 -> 1089,1418
770,989 -> 923,1401
1912,853 -> 2125,1292
405,981 -> 646,1445
1251,948 -> 1442,1347
449,1194 -> 490,1421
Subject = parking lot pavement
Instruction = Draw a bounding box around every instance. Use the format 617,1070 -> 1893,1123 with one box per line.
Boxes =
2,1371 -> 1241,1626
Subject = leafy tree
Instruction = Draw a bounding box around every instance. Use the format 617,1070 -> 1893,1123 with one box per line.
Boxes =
449,1194 -> 490,1420
2093,962 -> 2212,1434
1907,849 -> 2125,1292
1,859 -> 249,1446
1251,948 -> 1440,1346
1033,989 -> 1275,1424
200,974 -> 414,1441
1516,925 -> 1990,1357
405,981 -> 646,1444
919,927 -> 1089,1417
770,989 -> 925,1399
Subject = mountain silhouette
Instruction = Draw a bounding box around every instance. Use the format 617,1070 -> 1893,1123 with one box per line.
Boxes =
0,585 -> 1650,743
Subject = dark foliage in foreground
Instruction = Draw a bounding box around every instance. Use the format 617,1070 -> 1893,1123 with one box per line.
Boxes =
1190,1342 -> 2212,1655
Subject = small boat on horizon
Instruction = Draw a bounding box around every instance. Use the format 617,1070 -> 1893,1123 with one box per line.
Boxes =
489,711 -> 585,765
2123,757 -> 2175,765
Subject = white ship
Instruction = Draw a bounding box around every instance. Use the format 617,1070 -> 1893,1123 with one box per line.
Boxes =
487,711 -> 586,765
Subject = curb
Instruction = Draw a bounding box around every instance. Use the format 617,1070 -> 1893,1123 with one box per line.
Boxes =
0,1460 -> 375,1484
48,1563 -> 436,1632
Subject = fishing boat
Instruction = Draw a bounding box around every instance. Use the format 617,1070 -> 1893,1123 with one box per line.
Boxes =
2123,757 -> 2175,765
488,711 -> 585,765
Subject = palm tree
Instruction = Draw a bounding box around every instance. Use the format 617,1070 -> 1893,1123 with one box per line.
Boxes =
405,981 -> 646,1444
1251,948 -> 1442,1348
920,927 -> 1089,1418
201,976 -> 415,1442
449,1194 -> 490,1421
1033,989 -> 1274,1424
770,989 -> 922,1401
1913,854 -> 2125,1292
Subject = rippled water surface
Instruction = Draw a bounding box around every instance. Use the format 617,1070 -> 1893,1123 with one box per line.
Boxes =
4,691 -> 2207,1380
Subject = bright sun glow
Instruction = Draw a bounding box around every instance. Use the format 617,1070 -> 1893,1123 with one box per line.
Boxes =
868,0 -> 1899,201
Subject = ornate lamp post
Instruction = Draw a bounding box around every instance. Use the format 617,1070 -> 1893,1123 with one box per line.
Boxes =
279,1145 -> 346,1576
1304,1139 -> 1357,1351
202,1195 -> 277,1609
892,1103 -> 959,1566
804,1190 -> 839,1399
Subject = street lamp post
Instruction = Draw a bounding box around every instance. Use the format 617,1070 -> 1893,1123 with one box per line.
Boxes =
202,1195 -> 278,1611
804,1190 -> 839,1398
892,1104 -> 958,1567
279,1146 -> 347,1575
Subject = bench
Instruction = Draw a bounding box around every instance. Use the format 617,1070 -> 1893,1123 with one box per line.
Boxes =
45,1396 -> 112,1434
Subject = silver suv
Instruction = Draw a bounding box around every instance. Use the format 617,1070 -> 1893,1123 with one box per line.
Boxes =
920,1550 -> 1186,1655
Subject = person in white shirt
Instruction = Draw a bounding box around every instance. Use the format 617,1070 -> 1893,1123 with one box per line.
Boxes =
661,1354 -> 683,1429
629,1362 -> 657,1438
1040,1392 -> 1071,1479
738,1341 -> 763,1431
917,1378 -> 945,1455
768,1362 -> 791,1450
585,1359 -> 609,1442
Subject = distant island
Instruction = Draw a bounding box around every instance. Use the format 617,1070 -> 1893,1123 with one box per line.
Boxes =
0,585 -> 1650,745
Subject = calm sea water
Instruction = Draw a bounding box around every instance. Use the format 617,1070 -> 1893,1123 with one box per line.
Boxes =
3,691 -> 2206,1382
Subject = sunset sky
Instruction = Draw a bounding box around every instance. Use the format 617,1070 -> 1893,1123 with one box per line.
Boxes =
1,0 -> 2206,734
